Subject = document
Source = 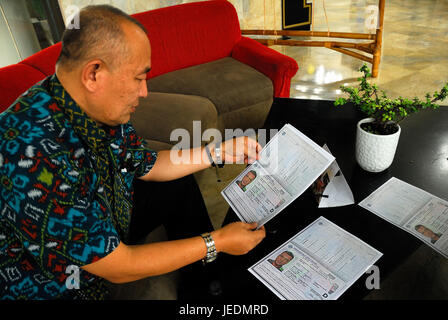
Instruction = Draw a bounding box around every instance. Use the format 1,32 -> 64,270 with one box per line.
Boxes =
221,124 -> 335,227
310,144 -> 354,208
359,177 -> 448,258
248,216 -> 382,300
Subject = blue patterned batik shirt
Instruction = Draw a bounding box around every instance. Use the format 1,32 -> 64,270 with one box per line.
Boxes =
0,75 -> 157,299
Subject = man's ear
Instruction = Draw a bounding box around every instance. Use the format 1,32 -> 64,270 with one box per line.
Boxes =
81,59 -> 106,93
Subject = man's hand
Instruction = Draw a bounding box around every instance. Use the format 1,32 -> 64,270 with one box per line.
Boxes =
216,136 -> 262,165
211,222 -> 266,255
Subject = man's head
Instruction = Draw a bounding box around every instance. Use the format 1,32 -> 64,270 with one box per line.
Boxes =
241,170 -> 257,187
415,224 -> 436,239
274,251 -> 294,267
56,5 -> 151,126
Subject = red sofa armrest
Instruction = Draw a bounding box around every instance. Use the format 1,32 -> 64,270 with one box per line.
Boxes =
231,36 -> 298,98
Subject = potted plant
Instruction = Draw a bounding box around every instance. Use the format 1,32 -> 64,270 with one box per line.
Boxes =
335,64 -> 448,172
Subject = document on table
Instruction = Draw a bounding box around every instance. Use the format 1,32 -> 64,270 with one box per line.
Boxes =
248,216 -> 382,300
221,124 -> 335,227
309,144 -> 354,208
359,177 -> 448,258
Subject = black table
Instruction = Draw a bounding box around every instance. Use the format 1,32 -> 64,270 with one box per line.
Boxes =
218,98 -> 448,300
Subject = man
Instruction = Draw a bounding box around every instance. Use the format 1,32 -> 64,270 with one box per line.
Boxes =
0,5 -> 265,300
268,251 -> 294,272
236,170 -> 257,192
415,225 -> 441,244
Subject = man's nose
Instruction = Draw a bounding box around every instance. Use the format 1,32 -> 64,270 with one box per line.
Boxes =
139,80 -> 148,98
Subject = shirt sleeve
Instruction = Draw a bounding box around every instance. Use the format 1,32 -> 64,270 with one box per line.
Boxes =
122,123 -> 158,178
0,140 -> 120,280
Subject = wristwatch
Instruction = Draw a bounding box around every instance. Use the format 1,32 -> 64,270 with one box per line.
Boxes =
204,143 -> 225,168
200,232 -> 218,264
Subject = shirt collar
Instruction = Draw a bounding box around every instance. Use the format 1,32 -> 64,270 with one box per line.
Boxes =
48,74 -> 120,151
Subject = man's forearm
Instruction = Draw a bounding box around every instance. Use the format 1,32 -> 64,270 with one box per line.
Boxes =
140,147 -> 213,182
82,236 -> 208,284
81,222 -> 265,284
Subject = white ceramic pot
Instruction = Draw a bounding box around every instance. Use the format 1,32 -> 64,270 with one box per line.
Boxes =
355,118 -> 401,173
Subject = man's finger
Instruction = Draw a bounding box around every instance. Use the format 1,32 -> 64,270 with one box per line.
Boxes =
247,222 -> 258,229
248,138 -> 262,160
244,141 -> 259,161
254,226 -> 266,240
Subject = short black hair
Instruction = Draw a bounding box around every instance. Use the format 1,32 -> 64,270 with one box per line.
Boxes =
283,251 -> 294,259
57,5 -> 147,69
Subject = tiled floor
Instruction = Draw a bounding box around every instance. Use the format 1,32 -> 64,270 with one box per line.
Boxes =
281,0 -> 448,101
109,0 -> 448,300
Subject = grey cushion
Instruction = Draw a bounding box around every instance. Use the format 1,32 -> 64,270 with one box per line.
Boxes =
143,139 -> 173,152
131,92 -> 218,146
148,57 -> 273,116
218,99 -> 272,133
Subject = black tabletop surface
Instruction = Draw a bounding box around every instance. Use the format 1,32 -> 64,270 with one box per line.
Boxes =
218,98 -> 448,301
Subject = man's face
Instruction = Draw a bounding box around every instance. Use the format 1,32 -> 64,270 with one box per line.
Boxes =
275,252 -> 293,266
417,225 -> 434,238
241,172 -> 256,187
95,23 -> 151,126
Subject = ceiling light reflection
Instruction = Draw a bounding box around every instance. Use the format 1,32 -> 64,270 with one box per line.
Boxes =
438,142 -> 448,171
295,85 -> 308,92
314,65 -> 343,84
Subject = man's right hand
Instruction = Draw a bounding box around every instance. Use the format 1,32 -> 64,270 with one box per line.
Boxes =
211,222 -> 266,255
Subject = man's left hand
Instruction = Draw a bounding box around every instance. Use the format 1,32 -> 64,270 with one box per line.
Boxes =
217,136 -> 262,164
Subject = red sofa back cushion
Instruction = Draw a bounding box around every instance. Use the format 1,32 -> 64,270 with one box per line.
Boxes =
0,64 -> 47,110
20,42 -> 62,76
132,0 -> 241,79
0,43 -> 61,112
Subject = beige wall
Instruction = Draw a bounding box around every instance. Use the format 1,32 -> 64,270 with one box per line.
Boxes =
0,0 -> 42,67
57,0 -> 283,30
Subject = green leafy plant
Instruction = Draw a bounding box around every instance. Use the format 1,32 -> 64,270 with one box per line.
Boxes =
334,64 -> 448,135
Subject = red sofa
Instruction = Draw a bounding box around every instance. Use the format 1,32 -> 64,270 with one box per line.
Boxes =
0,0 -> 298,147
132,0 -> 298,97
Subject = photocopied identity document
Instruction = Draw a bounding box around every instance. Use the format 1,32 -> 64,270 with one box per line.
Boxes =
310,144 -> 354,208
221,124 -> 335,227
249,217 -> 382,300
359,177 -> 448,258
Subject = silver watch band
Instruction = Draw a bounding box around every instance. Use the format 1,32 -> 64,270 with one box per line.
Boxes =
215,143 -> 222,164
200,232 -> 217,264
